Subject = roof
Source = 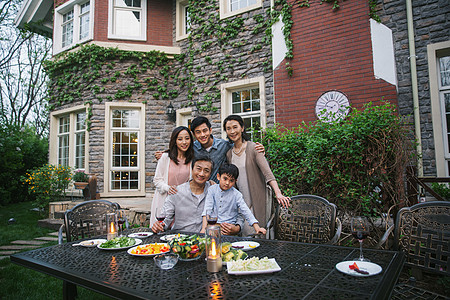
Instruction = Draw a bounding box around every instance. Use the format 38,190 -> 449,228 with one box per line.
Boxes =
14,0 -> 53,37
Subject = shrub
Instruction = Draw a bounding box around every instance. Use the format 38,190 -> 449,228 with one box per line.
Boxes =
22,164 -> 72,210
0,123 -> 48,206
431,183 -> 450,201
257,102 -> 415,218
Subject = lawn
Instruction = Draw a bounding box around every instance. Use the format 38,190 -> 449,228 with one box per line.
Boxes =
0,201 -> 112,299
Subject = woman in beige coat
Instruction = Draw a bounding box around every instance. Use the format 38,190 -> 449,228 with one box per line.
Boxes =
224,115 -> 290,235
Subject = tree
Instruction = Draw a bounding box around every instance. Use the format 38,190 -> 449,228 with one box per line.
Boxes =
0,0 -> 52,136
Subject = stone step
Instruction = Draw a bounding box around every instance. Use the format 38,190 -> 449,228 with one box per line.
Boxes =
0,245 -> 40,250
48,231 -> 65,237
11,240 -> 47,245
34,236 -> 58,242
0,250 -> 18,255
37,218 -> 63,230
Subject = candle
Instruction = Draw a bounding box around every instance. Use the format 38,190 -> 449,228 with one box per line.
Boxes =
206,225 -> 222,272
106,213 -> 118,240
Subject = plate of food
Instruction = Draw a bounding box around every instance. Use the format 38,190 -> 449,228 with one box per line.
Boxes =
98,237 -> 142,250
227,257 -> 281,275
221,242 -> 248,264
72,239 -> 107,247
231,241 -> 260,251
128,232 -> 154,238
169,234 -> 205,261
335,261 -> 382,277
160,233 -> 187,242
127,243 -> 170,256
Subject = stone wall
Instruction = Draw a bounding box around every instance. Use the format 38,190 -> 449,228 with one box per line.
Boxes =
377,0 -> 450,175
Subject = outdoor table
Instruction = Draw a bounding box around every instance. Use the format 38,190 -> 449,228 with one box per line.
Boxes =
10,228 -> 404,300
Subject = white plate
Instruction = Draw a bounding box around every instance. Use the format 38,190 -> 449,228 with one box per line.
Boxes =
160,234 -> 187,242
127,243 -> 170,257
335,261 -> 383,277
98,238 -> 142,250
73,239 -> 107,247
227,258 -> 281,275
128,232 -> 154,238
231,241 -> 260,251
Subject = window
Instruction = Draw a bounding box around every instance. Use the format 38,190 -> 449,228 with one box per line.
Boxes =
221,76 -> 266,140
104,103 -> 145,196
50,108 -> 87,171
176,0 -> 190,41
108,0 -> 147,41
439,54 -> 450,175
54,0 -> 93,54
219,0 -> 261,19
58,116 -> 70,166
428,41 -> 450,177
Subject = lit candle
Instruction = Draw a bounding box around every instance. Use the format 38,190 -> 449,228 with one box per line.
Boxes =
106,213 -> 118,240
206,225 -> 222,272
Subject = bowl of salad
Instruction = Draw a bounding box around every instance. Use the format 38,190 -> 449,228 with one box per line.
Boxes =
168,234 -> 205,261
98,237 -> 141,250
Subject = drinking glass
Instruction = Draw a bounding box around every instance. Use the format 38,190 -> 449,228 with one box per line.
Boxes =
155,207 -> 166,235
117,210 -> 128,237
351,216 -> 370,261
206,208 -> 218,226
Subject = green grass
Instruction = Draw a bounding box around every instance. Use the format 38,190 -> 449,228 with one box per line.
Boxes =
0,201 -> 113,299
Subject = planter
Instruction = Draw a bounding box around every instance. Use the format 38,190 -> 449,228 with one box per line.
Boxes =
73,182 -> 89,189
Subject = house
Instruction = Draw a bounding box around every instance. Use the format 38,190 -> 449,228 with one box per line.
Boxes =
15,0 -> 449,202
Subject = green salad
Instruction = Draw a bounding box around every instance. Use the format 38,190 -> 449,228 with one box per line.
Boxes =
99,237 -> 136,249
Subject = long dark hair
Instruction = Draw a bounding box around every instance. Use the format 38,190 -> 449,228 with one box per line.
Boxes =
167,126 -> 194,165
223,115 -> 250,141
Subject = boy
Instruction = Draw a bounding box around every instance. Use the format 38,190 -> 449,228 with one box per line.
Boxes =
200,163 -> 266,235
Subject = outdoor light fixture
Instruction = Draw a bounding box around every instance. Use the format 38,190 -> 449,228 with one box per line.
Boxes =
166,102 -> 176,122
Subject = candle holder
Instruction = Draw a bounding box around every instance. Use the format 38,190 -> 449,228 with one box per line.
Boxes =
106,213 -> 118,240
206,224 -> 222,273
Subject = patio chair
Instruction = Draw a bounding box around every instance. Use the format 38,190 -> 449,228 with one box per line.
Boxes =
385,201 -> 450,299
58,200 -> 120,244
267,194 -> 342,244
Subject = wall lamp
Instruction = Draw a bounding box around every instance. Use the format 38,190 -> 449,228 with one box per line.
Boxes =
166,102 -> 176,122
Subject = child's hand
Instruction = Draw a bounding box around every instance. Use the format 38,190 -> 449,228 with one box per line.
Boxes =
257,227 -> 267,235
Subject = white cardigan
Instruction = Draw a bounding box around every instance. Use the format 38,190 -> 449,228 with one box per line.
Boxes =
150,153 -> 192,226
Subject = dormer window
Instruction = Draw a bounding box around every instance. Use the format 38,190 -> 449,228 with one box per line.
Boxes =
54,0 -> 93,54
108,0 -> 147,41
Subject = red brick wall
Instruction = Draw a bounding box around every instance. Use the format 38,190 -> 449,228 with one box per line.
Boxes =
93,0 -> 173,46
274,0 -> 398,128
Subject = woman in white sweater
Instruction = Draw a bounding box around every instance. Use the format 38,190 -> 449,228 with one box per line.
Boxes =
150,126 -> 194,227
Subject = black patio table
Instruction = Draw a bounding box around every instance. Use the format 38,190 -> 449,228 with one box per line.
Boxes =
10,228 -> 404,300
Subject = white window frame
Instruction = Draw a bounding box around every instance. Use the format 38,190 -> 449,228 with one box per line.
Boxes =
108,0 -> 147,41
104,102 -> 146,197
53,0 -> 94,55
49,106 -> 89,172
219,0 -> 262,20
220,76 -> 266,139
429,41 -> 450,177
176,0 -> 190,41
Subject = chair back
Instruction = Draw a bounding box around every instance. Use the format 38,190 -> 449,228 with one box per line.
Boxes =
64,200 -> 120,242
275,194 -> 338,244
393,201 -> 450,276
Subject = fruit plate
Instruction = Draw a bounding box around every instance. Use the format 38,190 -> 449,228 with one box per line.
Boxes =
127,243 -> 170,257
335,261 -> 382,277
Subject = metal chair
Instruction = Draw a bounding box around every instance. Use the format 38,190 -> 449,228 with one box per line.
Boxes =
58,200 -> 120,244
268,194 -> 342,244
387,201 -> 450,299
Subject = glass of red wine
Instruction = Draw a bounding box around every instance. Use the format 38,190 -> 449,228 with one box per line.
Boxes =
206,208 -> 218,226
117,210 -> 128,237
155,208 -> 166,235
351,216 -> 370,261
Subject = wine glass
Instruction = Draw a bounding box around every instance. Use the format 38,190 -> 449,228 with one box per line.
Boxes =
155,207 -> 166,235
206,208 -> 218,226
351,216 -> 370,261
117,210 -> 128,237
